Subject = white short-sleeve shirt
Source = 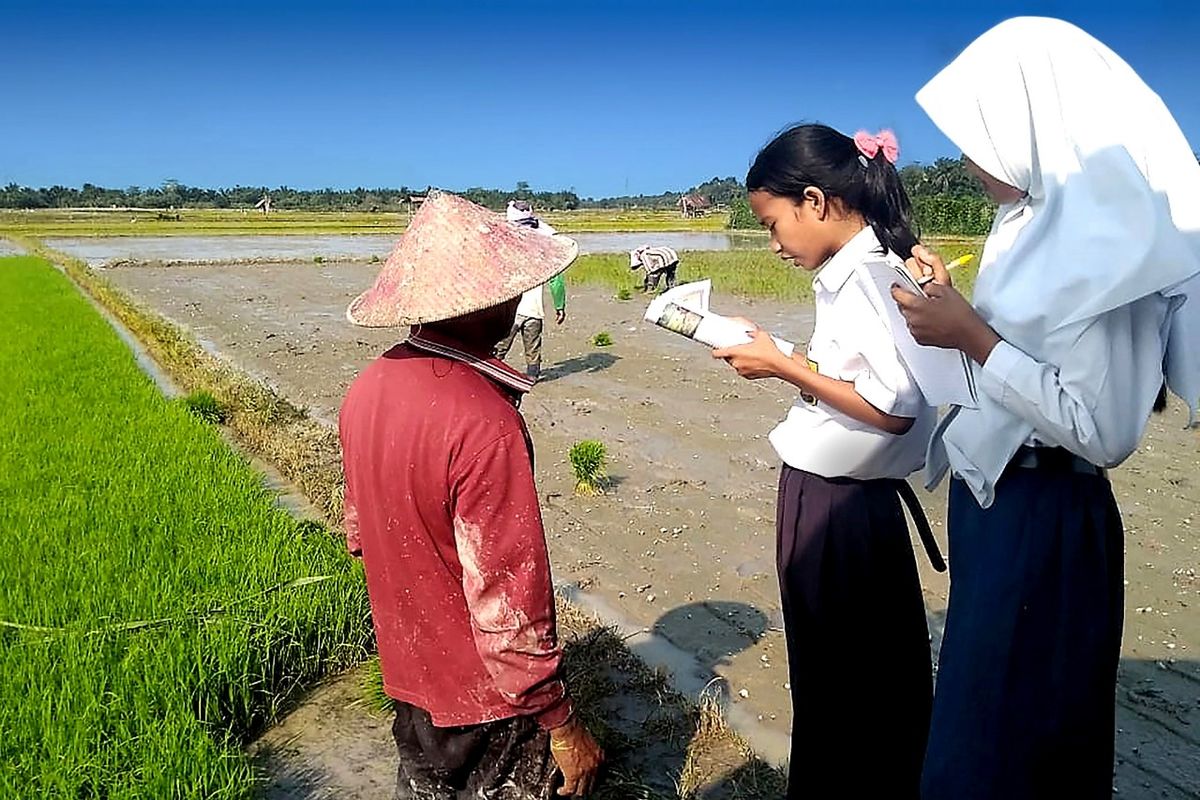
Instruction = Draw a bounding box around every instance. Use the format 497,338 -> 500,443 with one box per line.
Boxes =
769,227 -> 935,480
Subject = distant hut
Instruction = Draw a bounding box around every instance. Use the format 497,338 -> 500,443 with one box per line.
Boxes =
254,193 -> 272,215
677,193 -> 712,218
407,195 -> 427,216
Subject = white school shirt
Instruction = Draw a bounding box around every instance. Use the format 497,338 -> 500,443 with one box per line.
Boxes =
514,220 -> 558,321
769,227 -> 935,480
924,204 -> 1173,508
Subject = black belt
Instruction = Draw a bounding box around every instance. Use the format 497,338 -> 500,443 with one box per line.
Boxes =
892,480 -> 947,573
1010,446 -> 1106,478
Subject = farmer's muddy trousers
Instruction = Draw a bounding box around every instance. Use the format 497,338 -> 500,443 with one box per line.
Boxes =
392,701 -> 558,800
643,265 -> 678,293
495,315 -> 544,379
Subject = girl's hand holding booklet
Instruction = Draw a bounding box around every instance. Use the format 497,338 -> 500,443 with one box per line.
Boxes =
644,276 -> 978,409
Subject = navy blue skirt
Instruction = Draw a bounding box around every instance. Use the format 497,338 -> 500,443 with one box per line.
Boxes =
921,467 -> 1123,800
776,466 -> 932,799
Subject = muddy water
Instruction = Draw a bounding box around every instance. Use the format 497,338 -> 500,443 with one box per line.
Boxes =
0,239 -> 24,257
105,261 -> 1200,796
45,231 -> 762,266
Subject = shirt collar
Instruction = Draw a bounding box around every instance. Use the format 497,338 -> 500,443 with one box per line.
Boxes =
813,226 -> 885,293
407,331 -> 534,395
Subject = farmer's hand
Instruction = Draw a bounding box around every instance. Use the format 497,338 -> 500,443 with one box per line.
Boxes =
713,329 -> 788,380
550,717 -> 604,797
905,244 -> 953,288
556,309 -> 567,325
891,282 -> 1000,364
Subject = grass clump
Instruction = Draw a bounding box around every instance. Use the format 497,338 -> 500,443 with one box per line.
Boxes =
592,331 -> 614,347
570,440 -> 608,496
179,389 -> 226,424
615,287 -> 633,301
0,256 -> 373,798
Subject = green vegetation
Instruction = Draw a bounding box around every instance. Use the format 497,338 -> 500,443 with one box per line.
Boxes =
0,256 -> 373,798
179,390 -> 227,424
0,207 -> 726,237
566,238 -> 980,302
569,250 -> 814,303
726,194 -> 757,230
592,331 -> 614,347
0,180 -> 581,213
569,440 -> 608,496
615,287 -> 633,301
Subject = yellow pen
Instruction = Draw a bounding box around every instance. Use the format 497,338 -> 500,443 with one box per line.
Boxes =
917,253 -> 975,286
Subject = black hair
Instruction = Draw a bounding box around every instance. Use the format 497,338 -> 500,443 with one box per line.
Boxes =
746,123 -> 919,260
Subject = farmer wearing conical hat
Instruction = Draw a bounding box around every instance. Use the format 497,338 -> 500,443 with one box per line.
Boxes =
340,192 -> 604,798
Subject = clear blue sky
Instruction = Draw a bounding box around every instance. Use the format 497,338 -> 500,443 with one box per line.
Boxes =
3,0 -> 1198,197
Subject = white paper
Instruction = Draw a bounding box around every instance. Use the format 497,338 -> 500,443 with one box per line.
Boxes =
860,263 -> 979,408
644,280 -> 795,355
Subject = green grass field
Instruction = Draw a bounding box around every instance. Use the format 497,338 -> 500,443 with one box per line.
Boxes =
567,238 -> 981,302
0,256 -> 373,798
0,207 -> 728,237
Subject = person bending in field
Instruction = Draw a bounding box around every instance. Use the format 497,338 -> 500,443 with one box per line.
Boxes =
629,244 -> 680,292
340,192 -> 604,799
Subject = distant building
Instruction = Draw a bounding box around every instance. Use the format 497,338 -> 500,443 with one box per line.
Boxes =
677,193 -> 712,218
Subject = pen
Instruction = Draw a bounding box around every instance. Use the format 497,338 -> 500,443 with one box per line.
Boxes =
916,253 -> 975,286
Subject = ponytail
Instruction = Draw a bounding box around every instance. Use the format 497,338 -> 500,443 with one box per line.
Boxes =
746,124 -> 919,261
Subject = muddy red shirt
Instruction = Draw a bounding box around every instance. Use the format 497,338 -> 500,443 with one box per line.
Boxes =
339,331 -> 572,729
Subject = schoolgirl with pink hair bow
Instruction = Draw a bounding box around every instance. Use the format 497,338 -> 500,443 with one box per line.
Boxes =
712,123 -> 940,798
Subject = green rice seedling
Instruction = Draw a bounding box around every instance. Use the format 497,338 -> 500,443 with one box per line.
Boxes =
592,331 -> 614,347
313,255 -> 325,264
359,656 -> 395,714
615,287 -> 633,301
0,256 -> 372,798
179,390 -> 226,424
570,440 -> 608,496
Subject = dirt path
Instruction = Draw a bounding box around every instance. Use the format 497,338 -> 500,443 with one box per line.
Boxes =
104,260 -> 1199,798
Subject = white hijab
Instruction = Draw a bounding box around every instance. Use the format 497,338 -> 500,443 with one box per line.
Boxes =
916,16 -> 1200,423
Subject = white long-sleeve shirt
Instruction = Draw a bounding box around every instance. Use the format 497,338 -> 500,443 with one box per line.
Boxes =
927,293 -> 1171,508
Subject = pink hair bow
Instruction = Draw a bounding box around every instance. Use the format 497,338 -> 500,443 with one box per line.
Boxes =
853,129 -> 900,164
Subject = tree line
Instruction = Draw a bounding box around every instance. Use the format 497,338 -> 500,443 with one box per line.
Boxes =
0,180 -> 582,213
10,155 -> 1147,236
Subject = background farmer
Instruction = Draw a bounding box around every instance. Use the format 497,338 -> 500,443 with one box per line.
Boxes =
495,199 -> 567,381
340,192 -> 604,799
629,244 -> 680,293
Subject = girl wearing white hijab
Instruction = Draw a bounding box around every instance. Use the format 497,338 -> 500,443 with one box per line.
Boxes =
890,17 -> 1200,799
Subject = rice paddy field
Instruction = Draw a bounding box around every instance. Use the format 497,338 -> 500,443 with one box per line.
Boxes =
567,239 -> 979,302
3,226 -> 1192,799
0,256 -> 373,798
0,207 -> 727,238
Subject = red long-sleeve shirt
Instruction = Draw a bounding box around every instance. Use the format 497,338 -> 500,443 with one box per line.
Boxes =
339,332 -> 572,729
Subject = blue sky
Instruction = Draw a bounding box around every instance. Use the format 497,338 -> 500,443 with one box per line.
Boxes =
2,0 -> 1198,197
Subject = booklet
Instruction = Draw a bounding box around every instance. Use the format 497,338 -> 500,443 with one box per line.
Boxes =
646,275 -> 979,409
643,280 -> 795,356
860,261 -> 979,409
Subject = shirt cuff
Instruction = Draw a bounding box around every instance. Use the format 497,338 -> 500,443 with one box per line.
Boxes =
534,691 -> 574,730
852,369 -> 922,418
979,340 -> 1026,404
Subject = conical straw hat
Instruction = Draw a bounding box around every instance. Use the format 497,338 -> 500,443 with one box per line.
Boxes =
346,191 -> 578,327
